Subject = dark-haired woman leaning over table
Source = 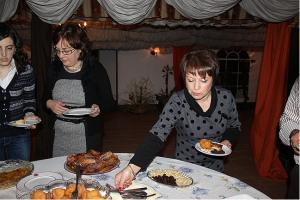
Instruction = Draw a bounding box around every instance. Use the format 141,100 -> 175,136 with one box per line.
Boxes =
41,23 -> 115,157
115,49 -> 241,189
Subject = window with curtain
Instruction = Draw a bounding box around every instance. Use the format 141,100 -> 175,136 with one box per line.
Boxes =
216,50 -> 251,103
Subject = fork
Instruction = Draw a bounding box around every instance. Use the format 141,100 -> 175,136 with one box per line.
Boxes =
71,165 -> 81,199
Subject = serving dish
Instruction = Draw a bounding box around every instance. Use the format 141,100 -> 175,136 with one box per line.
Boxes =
64,160 -> 120,175
18,178 -> 111,199
147,169 -> 193,187
0,160 -> 34,190
195,141 -> 232,156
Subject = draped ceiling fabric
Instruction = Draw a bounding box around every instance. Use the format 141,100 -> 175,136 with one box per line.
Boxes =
1,0 -> 299,50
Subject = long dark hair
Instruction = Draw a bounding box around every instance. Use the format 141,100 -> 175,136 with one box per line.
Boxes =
52,22 -> 91,60
0,23 -> 28,72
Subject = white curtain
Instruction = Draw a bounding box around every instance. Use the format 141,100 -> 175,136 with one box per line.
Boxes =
239,0 -> 299,22
25,0 -> 84,24
97,0 -> 157,25
0,0 -> 19,22
164,0 -> 239,19
1,0 -> 298,24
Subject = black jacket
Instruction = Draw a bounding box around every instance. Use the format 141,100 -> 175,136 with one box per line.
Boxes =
41,54 -> 115,136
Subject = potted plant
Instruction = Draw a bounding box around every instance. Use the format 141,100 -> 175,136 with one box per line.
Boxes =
155,65 -> 176,110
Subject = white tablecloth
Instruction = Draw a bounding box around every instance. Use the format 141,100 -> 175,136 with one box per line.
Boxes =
0,153 -> 270,199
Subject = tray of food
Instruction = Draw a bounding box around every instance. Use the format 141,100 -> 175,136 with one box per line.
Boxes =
147,169 -> 193,187
0,160 -> 34,190
195,139 -> 232,156
18,178 -> 111,199
65,150 -> 120,175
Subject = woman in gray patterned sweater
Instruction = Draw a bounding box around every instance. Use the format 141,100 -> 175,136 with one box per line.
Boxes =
115,49 -> 241,189
0,23 -> 40,161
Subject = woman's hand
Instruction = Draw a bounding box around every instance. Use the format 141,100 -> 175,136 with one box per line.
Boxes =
115,164 -> 140,190
89,104 -> 100,117
290,130 -> 299,154
24,114 -> 41,130
46,100 -> 68,115
221,140 -> 232,148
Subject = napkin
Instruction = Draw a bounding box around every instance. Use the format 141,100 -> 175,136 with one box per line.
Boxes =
110,181 -> 162,199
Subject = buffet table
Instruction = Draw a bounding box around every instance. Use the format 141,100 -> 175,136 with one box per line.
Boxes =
0,153 -> 270,199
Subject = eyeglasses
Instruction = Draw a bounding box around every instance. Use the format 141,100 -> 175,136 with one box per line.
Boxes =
55,48 -> 75,55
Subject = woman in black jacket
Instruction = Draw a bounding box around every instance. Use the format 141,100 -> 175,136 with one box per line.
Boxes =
41,23 -> 115,157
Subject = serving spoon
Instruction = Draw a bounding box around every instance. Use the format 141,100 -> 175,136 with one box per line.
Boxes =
71,165 -> 81,199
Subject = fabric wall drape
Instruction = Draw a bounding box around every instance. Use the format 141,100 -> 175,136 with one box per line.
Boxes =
250,22 -> 291,182
31,13 -> 52,160
172,46 -> 194,92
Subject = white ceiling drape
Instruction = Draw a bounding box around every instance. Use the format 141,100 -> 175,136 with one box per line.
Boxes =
164,0 -> 239,19
0,0 -> 298,51
1,0 -> 298,24
239,0 -> 299,23
0,0 -> 19,22
97,0 -> 157,25
25,0 -> 84,24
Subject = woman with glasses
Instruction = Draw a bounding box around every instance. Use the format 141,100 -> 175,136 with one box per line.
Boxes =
0,23 -> 40,161
41,22 -> 115,157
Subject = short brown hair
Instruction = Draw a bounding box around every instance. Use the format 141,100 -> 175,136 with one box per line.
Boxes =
52,22 -> 91,60
180,49 -> 219,84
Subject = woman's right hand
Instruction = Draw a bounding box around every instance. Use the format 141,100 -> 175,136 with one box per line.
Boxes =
115,164 -> 140,190
46,100 -> 68,115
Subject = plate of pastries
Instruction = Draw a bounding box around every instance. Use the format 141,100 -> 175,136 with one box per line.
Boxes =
18,178 -> 111,199
65,150 -> 120,175
195,139 -> 232,156
0,160 -> 33,190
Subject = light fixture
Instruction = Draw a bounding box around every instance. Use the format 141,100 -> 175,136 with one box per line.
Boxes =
150,47 -> 159,57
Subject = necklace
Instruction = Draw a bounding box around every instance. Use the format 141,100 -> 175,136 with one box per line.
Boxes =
64,61 -> 83,73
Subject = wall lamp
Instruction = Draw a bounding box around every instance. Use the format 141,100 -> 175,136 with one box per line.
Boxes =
150,47 -> 159,57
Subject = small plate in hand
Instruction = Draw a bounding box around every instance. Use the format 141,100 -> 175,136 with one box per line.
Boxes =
195,141 -> 232,156
25,120 -> 40,125
7,122 -> 32,127
62,108 -> 96,116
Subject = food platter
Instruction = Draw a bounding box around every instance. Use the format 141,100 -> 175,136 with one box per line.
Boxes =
147,169 -> 193,187
0,160 -> 34,191
64,160 -> 120,175
62,108 -> 96,116
18,178 -> 111,199
16,172 -> 62,198
195,142 -> 232,156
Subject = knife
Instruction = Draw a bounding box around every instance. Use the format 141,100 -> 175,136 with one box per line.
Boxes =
106,183 -> 147,193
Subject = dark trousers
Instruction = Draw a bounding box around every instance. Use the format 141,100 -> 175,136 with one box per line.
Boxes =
288,164 -> 299,199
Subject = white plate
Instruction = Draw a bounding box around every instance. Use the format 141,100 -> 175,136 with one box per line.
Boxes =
62,108 -> 96,116
7,122 -> 32,127
195,141 -> 232,156
25,120 -> 40,125
16,172 -> 63,195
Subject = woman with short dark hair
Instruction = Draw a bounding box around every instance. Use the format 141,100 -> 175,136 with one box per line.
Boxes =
115,49 -> 241,189
41,23 -> 115,157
